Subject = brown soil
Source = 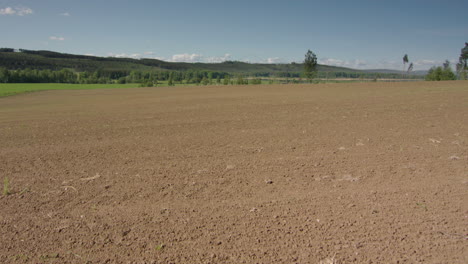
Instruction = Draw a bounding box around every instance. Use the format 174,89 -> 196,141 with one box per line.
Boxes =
1,81 -> 467,263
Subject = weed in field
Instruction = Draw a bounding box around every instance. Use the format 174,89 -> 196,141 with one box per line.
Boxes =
18,187 -> 29,196
3,177 -> 10,196
416,202 -> 428,211
155,244 -> 166,251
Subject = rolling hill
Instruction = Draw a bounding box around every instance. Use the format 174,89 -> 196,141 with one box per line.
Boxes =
0,49 -> 364,74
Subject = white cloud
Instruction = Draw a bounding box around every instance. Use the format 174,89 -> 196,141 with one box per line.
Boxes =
266,57 -> 282,64
109,53 -> 125,57
319,58 -> 345,66
151,53 -> 232,63
107,52 -> 233,63
0,6 -> 33,16
204,53 -> 232,63
413,60 -> 436,67
108,53 -> 141,59
319,58 -> 368,69
413,59 -> 458,70
17,7 -> 33,16
371,59 -> 457,71
370,60 -> 400,70
0,7 -> 15,15
49,36 -> 65,41
170,53 -> 203,62
60,12 -> 70,16
155,54 -> 288,64
319,57 -> 458,71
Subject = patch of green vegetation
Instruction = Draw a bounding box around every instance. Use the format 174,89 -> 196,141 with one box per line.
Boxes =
18,187 -> 29,196
0,83 -> 138,97
425,60 -> 457,81
3,177 -> 10,196
155,244 -> 166,251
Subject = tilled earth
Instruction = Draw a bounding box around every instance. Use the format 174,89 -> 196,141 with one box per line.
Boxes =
0,81 -> 467,263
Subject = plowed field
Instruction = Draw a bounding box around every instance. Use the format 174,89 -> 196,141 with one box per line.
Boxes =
1,81 -> 467,263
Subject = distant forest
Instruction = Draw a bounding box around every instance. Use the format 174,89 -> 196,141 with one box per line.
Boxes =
0,48 -> 421,85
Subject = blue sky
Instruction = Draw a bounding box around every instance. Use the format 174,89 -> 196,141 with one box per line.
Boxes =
1,0 -> 467,70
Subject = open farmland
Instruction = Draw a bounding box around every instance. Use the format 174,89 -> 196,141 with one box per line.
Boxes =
0,81 -> 467,263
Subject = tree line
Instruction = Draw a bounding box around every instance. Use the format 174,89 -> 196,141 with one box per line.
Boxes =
0,68 -> 234,84
0,66 -> 422,85
425,60 -> 457,81
303,42 -> 468,82
421,42 -> 467,81
422,42 -> 466,81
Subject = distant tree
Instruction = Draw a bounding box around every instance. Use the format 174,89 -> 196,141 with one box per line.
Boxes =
443,60 -> 450,70
249,78 -> 261,85
426,67 -> 441,81
208,72 -> 213,85
407,63 -> 414,74
117,77 -> 126,84
223,75 -> 230,85
403,54 -> 409,72
0,67 -> 10,83
168,72 -> 174,86
201,76 -> 209,85
303,50 -> 317,82
236,75 -> 244,85
140,81 -> 153,87
456,42 -> 468,79
0,48 -> 14,52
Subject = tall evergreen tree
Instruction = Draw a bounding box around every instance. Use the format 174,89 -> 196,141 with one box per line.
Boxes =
403,54 -> 409,72
303,50 -> 317,82
168,72 -> 174,86
456,42 -> 468,79
407,63 -> 414,74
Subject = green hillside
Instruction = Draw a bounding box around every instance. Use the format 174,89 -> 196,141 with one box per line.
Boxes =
0,49 -> 360,74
